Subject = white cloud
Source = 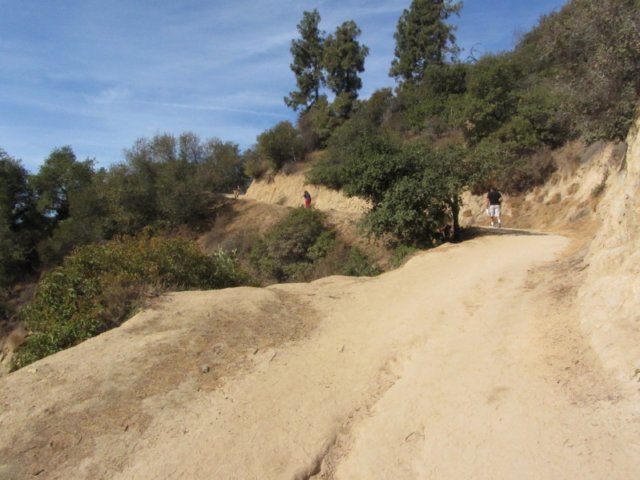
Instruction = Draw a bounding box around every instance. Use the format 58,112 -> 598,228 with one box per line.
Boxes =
134,99 -> 285,119
89,86 -> 132,105
0,0 -> 569,170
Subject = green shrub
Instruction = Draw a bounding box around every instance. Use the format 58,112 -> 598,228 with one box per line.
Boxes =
391,244 -> 419,267
459,54 -> 523,144
468,138 -> 557,194
249,208 -> 335,282
340,248 -> 381,276
265,208 -> 325,262
244,209 -> 382,282
395,64 -> 467,132
307,230 -> 337,261
12,234 -> 250,369
306,102 -> 401,190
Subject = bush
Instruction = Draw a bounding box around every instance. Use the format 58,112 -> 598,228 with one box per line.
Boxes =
306,94 -> 403,190
0,151 -> 43,286
395,64 -> 467,132
459,54 -> 523,144
308,120 -> 401,191
391,244 -> 419,267
340,247 -> 381,276
12,234 -> 250,369
249,208 -> 335,282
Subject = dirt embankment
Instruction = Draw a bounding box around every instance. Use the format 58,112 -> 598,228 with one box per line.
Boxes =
242,161 -> 370,216
204,169 -> 390,268
578,115 -> 640,386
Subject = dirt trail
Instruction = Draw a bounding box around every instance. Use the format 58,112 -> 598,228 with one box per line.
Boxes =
1,229 -> 639,479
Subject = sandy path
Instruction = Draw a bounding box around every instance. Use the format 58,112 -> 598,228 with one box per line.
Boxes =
2,230 -> 639,479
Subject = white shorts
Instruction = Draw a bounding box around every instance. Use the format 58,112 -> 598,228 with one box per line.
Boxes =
488,205 -> 501,217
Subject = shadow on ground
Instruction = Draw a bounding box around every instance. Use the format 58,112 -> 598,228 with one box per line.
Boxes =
459,226 -> 549,241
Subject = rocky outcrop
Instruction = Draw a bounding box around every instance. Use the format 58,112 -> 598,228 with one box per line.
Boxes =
578,114 -> 640,387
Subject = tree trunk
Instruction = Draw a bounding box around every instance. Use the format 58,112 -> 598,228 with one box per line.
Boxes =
448,198 -> 460,241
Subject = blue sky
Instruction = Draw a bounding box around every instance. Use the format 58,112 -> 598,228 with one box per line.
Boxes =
1,0 -> 568,172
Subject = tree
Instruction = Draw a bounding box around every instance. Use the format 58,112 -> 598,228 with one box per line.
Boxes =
389,0 -> 462,83
198,138 -> 246,192
0,150 -> 41,286
353,142 -> 470,244
285,9 -> 326,111
36,168 -> 110,266
256,121 -> 305,171
32,146 -> 95,222
323,20 -> 369,116
122,133 -> 211,228
459,54 -> 523,144
395,63 -> 468,131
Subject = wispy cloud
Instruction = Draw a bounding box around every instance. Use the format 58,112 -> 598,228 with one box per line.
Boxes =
135,100 -> 285,119
88,86 -> 132,105
1,0 -> 569,171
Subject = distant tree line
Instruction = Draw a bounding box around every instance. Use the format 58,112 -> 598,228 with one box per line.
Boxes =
0,134 -> 246,296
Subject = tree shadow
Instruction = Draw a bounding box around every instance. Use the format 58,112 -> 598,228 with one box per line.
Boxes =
458,226 -> 549,241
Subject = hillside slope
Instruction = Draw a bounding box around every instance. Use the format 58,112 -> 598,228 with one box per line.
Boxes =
2,120 -> 640,478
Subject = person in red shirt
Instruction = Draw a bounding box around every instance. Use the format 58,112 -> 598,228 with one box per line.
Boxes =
303,190 -> 311,208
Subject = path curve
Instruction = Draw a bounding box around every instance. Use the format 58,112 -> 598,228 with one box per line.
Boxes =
1,229 -> 639,479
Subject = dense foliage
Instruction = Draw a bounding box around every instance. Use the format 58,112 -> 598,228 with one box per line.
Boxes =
390,0 -> 462,83
0,151 -> 42,291
309,120 -> 470,245
285,9 -> 369,138
0,133 -> 247,319
249,208 -> 379,282
12,234 -> 249,369
255,121 -> 305,172
516,0 -> 640,140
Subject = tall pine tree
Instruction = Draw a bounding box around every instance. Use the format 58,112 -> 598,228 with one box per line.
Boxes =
323,20 -> 369,116
285,10 -> 325,111
390,0 -> 462,83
